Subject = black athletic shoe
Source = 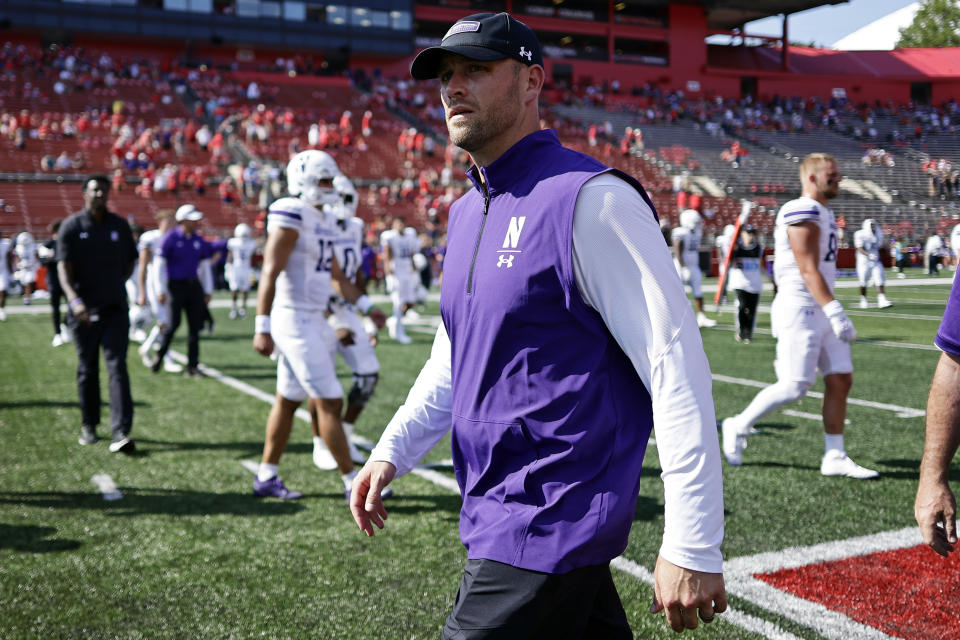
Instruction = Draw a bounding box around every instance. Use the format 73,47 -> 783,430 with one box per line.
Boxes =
78,426 -> 97,446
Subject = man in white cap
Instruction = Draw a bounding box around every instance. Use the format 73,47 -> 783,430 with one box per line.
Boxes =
150,204 -> 220,377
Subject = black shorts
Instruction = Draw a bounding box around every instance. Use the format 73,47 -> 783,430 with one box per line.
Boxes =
441,558 -> 632,640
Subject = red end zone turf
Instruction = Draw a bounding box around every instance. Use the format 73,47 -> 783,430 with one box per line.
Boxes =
756,545 -> 960,640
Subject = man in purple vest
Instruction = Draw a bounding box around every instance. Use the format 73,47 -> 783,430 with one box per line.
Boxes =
350,12 -> 726,637
915,275 -> 960,557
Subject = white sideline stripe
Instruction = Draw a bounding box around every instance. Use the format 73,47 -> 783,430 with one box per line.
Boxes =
724,527 -> 925,640
610,556 -> 802,640
167,350 -> 456,493
782,409 -> 849,424
91,473 -> 123,501
712,373 -> 926,418
713,323 -> 941,352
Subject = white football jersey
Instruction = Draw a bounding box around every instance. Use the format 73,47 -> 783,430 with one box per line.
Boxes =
380,228 -> 419,276
332,216 -> 364,283
853,229 -> 882,258
773,196 -> 838,307
268,196 -> 339,311
951,225 -> 960,255
671,226 -> 702,267
227,236 -> 257,269
0,238 -> 11,276
138,228 -> 167,292
14,241 -> 38,272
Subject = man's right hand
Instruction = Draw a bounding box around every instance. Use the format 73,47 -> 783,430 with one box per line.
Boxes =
253,332 -> 275,357
915,477 -> 957,557
350,460 -> 397,537
71,300 -> 91,325
157,293 -> 167,304
822,300 -> 857,343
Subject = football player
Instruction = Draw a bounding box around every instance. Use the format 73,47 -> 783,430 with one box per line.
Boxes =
251,150 -> 386,499
672,209 -> 716,328
226,223 -> 257,319
13,231 -> 39,305
380,215 -> 420,344
311,173 -> 379,469
722,153 -> 878,478
0,231 -> 11,321
135,209 -> 183,373
853,218 -> 892,308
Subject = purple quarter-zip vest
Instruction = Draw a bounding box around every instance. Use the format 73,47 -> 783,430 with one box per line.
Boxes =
440,129 -> 657,574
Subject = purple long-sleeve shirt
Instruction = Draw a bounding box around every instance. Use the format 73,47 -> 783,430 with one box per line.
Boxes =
160,226 -> 218,281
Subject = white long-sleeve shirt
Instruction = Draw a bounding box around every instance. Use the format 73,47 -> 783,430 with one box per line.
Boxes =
370,172 -> 724,573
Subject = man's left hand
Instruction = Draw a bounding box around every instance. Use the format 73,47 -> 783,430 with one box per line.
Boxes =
336,327 -> 355,347
651,555 -> 727,632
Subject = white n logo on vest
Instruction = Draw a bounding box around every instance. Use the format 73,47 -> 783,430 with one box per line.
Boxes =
497,216 -> 525,268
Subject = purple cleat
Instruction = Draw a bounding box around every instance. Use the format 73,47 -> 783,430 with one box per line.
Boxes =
253,476 -> 303,500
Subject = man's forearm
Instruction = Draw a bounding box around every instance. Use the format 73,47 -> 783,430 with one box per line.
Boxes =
57,261 -> 79,301
920,352 -> 960,481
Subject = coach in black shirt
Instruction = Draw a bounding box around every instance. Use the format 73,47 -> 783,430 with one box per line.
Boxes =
58,175 -> 139,452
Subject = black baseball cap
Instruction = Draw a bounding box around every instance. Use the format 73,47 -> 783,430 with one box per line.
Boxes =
410,12 -> 543,80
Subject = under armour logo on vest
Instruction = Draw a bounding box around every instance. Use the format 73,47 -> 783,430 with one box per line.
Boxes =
519,47 -> 532,61
497,255 -> 515,268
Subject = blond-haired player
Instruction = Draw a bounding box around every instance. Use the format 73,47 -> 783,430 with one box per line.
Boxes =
722,153 -> 878,478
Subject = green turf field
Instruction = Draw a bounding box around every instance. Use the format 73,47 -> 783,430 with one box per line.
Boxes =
0,271 -> 954,639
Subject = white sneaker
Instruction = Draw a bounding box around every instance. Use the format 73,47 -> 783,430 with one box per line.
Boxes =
859,297 -> 869,309
721,417 -> 748,466
131,328 -> 147,343
163,357 -> 183,373
878,296 -> 893,309
312,442 -> 337,470
697,313 -> 717,328
0,308 -> 6,321
52,334 -> 65,347
404,308 -> 421,321
897,272 -> 906,279
820,450 -> 879,479
59,323 -> 72,343
386,316 -> 398,339
395,332 -> 412,345
229,308 -> 239,320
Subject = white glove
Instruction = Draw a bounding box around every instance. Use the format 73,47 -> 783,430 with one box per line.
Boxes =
680,266 -> 691,282
868,253 -> 879,262
822,300 -> 857,343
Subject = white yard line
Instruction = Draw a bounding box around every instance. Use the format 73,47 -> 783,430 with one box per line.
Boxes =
712,373 -> 926,418
723,528 -> 925,640
91,473 -> 123,501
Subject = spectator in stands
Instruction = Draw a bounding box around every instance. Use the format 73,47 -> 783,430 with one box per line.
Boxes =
54,151 -> 73,172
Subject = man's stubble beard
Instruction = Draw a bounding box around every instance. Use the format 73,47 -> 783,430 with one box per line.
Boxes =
446,76 -> 522,153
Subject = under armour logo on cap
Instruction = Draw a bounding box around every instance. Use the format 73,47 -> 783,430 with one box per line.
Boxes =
410,12 -> 544,80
